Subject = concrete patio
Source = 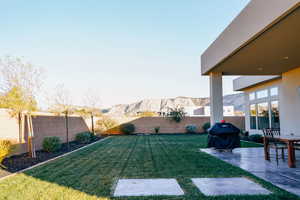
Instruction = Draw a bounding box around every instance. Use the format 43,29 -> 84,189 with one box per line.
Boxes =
200,147 -> 300,196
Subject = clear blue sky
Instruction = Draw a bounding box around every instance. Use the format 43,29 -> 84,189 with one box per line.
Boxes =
0,0 -> 249,107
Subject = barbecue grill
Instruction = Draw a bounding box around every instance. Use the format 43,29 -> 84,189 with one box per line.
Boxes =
207,122 -> 241,150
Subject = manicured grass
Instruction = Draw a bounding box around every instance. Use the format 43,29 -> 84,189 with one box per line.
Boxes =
0,135 -> 298,200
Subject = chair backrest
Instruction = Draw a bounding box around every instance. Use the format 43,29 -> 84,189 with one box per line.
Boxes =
271,128 -> 281,137
263,128 -> 281,142
263,128 -> 274,138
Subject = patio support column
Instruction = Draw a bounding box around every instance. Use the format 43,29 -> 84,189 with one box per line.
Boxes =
209,72 -> 224,125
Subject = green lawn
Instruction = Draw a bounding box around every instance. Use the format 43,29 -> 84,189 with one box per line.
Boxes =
0,135 -> 297,200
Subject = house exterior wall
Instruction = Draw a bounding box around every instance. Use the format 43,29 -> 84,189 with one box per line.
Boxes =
240,66 -> 300,136
243,79 -> 282,135
233,76 -> 281,91
184,106 -> 234,116
279,67 -> 300,136
203,106 -> 235,117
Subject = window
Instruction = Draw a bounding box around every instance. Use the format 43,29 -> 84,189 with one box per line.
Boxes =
249,92 -> 255,100
256,89 -> 268,99
257,102 -> 269,129
270,87 -> 278,96
248,86 -> 280,130
250,104 -> 257,129
271,101 -> 280,128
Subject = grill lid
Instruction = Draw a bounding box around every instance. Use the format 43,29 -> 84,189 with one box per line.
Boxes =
208,122 -> 240,136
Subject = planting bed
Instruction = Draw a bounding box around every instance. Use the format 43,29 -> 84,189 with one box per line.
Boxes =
0,136 -> 103,177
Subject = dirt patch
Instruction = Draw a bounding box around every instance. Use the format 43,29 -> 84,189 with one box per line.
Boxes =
0,137 -> 104,177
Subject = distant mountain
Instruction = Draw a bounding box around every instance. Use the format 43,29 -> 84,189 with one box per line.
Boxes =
105,93 -> 245,116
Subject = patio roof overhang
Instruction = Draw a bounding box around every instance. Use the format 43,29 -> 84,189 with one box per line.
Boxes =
201,1 -> 300,76
233,75 -> 281,91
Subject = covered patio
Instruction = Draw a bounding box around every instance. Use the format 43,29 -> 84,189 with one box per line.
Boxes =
201,1 -> 300,126
201,1 -> 300,166
200,0 -> 300,197
201,147 -> 300,196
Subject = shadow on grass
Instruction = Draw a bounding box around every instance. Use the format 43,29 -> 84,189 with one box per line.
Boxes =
1,135 -> 299,200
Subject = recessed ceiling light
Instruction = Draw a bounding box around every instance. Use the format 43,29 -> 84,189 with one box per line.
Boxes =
257,67 -> 263,71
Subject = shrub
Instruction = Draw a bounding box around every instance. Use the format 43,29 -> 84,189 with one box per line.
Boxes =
240,135 -> 249,141
202,122 -> 211,133
120,123 -> 135,134
0,140 -> 14,168
167,107 -> 185,123
248,134 -> 263,143
185,124 -> 197,134
90,132 -> 98,140
240,130 -> 249,137
75,132 -> 92,144
96,116 -> 118,132
154,126 -> 160,134
42,137 -> 61,152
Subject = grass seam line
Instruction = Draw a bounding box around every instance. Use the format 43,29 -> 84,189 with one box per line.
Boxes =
117,136 -> 139,177
0,136 -> 111,182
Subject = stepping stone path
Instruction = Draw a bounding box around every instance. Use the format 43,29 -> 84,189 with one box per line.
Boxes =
113,178 -> 184,197
191,177 -> 271,196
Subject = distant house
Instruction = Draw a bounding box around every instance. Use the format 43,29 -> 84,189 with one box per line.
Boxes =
184,106 -> 235,117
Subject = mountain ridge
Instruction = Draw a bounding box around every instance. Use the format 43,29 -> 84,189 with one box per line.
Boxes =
105,93 -> 245,116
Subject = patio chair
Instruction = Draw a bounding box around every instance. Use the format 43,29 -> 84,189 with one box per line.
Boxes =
294,143 -> 300,150
290,133 -> 300,151
293,142 -> 300,162
263,128 -> 287,160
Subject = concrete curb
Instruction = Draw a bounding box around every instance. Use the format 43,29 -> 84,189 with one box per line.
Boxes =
240,140 -> 263,146
0,136 -> 111,182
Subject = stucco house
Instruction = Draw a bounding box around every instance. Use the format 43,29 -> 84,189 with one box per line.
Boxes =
201,0 -> 300,136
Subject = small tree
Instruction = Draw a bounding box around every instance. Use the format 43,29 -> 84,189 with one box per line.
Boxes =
167,106 -> 186,123
48,84 -> 73,150
81,89 -> 102,135
0,56 -> 43,158
75,107 -> 102,135
0,86 -> 38,114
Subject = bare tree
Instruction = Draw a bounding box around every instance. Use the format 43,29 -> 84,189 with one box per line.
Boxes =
82,89 -> 102,134
48,84 -> 73,150
0,56 -> 43,113
0,55 -> 43,157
